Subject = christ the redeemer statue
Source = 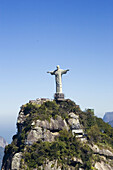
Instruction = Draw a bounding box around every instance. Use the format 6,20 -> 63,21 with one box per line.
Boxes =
47,65 -> 69,94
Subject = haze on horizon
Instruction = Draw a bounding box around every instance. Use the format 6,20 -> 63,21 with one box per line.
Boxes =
0,0 -> 113,143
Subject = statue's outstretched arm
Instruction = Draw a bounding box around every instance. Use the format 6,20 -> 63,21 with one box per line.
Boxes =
47,71 -> 55,75
61,69 -> 69,74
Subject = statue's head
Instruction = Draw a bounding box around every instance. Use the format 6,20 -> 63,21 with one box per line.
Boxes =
56,65 -> 60,70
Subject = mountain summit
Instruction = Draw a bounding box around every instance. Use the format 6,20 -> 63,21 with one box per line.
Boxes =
2,99 -> 113,170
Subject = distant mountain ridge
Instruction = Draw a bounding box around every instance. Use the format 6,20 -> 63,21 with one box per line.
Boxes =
0,136 -> 8,148
0,136 -> 8,169
103,112 -> 113,127
0,147 -> 4,168
108,120 -> 113,127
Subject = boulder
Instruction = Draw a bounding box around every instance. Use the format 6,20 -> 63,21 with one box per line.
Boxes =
35,116 -> 69,131
68,112 -> 81,129
95,161 -> 112,170
11,152 -> 22,170
40,160 -> 61,170
89,144 -> 113,158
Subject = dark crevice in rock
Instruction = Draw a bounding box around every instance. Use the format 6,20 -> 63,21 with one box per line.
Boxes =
49,129 -> 60,133
94,153 -> 113,160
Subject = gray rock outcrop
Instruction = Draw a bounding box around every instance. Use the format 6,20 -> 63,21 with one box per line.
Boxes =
89,144 -> 113,170
40,160 -> 61,170
11,152 -> 22,170
95,161 -> 112,170
89,144 -> 113,159
26,116 -> 69,144
68,112 -> 81,129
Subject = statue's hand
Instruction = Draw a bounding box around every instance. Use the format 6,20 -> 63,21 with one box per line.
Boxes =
47,71 -> 50,73
67,69 -> 69,71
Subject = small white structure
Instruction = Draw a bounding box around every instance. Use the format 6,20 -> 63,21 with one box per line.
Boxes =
68,112 -> 85,139
72,129 -> 84,138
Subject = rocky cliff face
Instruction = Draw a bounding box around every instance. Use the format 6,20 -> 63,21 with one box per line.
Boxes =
2,99 -> 113,170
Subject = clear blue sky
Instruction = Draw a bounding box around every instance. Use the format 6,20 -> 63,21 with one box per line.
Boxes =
0,0 -> 113,143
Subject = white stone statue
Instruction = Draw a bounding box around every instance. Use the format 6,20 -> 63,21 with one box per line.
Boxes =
47,65 -> 69,93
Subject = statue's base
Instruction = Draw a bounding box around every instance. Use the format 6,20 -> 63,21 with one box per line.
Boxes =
54,93 -> 64,101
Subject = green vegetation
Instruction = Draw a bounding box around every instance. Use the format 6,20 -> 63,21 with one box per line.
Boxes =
21,99 -> 80,122
79,109 -> 113,148
23,130 -> 93,169
3,99 -> 113,169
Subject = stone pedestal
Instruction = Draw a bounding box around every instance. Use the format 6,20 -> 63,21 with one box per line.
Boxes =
54,93 -> 64,101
